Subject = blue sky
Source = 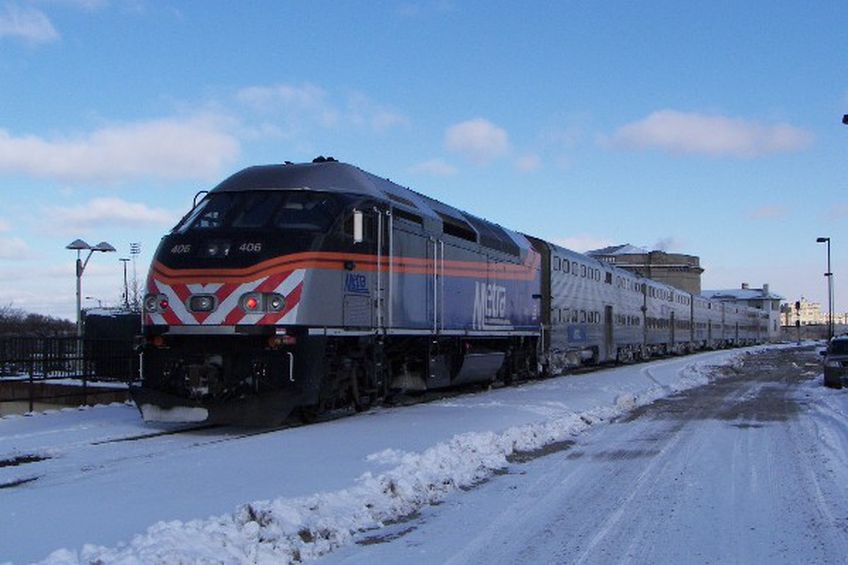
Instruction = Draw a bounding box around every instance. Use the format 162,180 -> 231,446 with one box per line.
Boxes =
0,0 -> 845,321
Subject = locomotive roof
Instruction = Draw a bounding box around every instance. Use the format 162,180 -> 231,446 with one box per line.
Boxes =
211,161 -> 531,257
211,161 -> 437,216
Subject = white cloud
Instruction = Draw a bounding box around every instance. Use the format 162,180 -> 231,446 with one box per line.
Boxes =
0,115 -> 240,182
237,84 -> 339,128
553,235 -> 614,253
0,236 -> 30,259
445,118 -> 510,164
608,110 -> 813,158
0,219 -> 10,232
237,83 -> 410,134
47,197 -> 178,232
409,158 -> 457,176
346,92 -> 410,132
0,1 -> 59,44
515,154 -> 541,172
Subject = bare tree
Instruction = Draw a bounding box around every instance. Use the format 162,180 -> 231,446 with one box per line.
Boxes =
0,304 -> 75,337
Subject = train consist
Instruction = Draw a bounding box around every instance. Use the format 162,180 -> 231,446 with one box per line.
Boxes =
131,159 -> 769,424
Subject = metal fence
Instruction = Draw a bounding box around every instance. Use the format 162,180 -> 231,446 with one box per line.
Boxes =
0,336 -> 138,411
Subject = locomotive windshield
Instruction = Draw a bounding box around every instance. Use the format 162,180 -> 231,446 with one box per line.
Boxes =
173,190 -> 342,233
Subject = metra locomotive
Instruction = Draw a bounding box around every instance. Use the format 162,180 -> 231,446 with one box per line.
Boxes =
131,158 -> 768,424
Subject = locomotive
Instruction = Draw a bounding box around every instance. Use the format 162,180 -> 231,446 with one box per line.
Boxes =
131,158 -> 768,424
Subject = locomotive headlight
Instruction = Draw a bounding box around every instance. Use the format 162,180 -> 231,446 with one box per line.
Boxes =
189,294 -> 216,312
241,293 -> 262,312
268,294 -> 286,312
239,292 -> 286,313
144,293 -> 170,313
144,294 -> 159,312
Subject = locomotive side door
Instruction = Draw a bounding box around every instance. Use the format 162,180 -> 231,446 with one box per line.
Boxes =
389,211 -> 432,329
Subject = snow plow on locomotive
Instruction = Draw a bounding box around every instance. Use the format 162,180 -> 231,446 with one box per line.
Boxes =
131,159 -> 543,425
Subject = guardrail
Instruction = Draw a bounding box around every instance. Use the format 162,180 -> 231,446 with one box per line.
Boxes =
0,336 -> 138,412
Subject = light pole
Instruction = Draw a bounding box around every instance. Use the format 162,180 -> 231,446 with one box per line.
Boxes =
816,237 -> 833,340
66,239 -> 116,337
119,257 -> 130,308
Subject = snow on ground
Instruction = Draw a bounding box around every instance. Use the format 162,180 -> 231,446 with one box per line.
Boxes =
0,345 -> 806,564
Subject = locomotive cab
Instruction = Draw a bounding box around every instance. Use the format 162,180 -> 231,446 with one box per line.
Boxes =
134,185 -> 373,424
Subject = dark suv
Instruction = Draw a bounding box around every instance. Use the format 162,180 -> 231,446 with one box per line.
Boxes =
823,335 -> 848,388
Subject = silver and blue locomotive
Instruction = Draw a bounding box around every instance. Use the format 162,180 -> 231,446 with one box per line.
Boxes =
132,159 -> 542,424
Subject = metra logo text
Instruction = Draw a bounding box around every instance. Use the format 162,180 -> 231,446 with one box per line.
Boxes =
473,282 -> 512,330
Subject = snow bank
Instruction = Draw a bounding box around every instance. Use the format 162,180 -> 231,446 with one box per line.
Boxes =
39,352 -> 743,564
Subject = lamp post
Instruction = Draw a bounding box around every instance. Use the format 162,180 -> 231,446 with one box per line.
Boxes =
816,237 -> 833,340
119,257 -> 130,308
66,239 -> 116,337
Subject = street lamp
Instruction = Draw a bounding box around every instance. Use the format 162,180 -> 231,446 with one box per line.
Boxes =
816,237 -> 833,340
119,257 -> 131,308
65,239 -> 116,337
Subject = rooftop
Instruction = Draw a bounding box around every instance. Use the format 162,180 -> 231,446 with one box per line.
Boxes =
701,287 -> 785,301
587,243 -> 650,256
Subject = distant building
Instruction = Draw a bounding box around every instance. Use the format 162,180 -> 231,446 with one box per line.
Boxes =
795,298 -> 825,325
702,283 -> 784,339
587,244 -> 704,295
785,298 -> 848,326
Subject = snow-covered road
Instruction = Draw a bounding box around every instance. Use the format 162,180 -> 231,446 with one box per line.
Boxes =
1,344 -> 842,563
326,346 -> 848,564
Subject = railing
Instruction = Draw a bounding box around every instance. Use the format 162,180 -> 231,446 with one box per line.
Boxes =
0,336 -> 139,412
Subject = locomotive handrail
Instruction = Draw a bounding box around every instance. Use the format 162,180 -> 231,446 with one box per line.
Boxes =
375,207 -> 384,330
388,210 -> 394,328
287,352 -> 294,382
440,240 -> 445,332
192,190 -> 209,208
